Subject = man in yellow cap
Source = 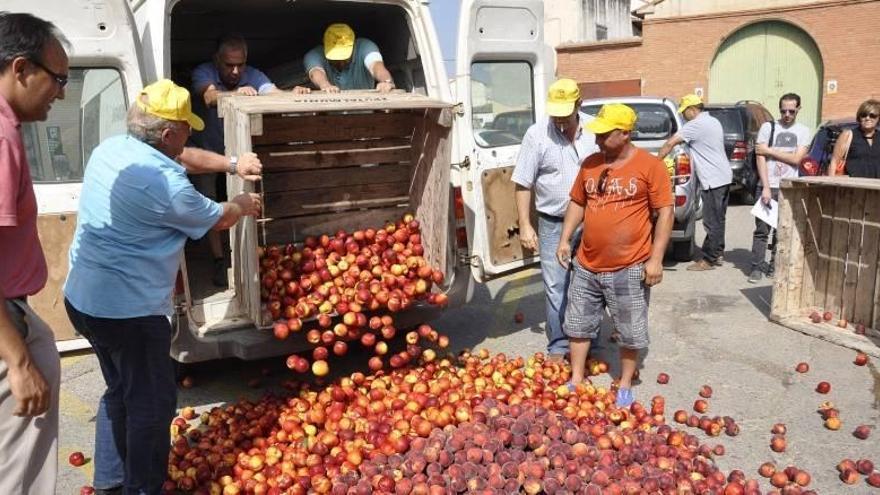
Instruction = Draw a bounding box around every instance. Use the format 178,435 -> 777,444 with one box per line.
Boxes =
658,94 -> 731,271
304,23 -> 396,93
62,79 -> 262,494
512,78 -> 597,362
556,103 -> 674,408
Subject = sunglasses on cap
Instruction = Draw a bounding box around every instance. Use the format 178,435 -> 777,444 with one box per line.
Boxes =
30,59 -> 68,89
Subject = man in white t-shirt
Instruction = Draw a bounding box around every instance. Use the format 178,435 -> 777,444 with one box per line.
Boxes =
748,93 -> 810,283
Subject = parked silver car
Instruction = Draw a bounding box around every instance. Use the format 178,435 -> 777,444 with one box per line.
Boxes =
581,97 -> 700,261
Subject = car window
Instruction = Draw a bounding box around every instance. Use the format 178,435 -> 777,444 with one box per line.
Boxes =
22,68 -> 127,184
470,62 -> 535,148
705,109 -> 744,136
581,103 -> 677,141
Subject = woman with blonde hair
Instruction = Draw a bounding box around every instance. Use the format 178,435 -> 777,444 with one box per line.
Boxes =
828,99 -> 880,178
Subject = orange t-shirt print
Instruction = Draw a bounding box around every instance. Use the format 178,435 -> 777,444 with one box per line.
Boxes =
569,147 -> 674,272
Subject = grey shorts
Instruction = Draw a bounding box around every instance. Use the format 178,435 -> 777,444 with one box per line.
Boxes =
563,260 -> 650,349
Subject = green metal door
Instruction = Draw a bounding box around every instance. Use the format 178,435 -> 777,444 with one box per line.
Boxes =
709,21 -> 823,129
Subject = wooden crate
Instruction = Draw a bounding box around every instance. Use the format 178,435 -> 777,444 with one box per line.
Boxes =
218,91 -> 454,327
771,176 -> 880,356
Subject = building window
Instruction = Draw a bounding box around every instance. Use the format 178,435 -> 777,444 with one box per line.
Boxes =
469,62 -> 535,148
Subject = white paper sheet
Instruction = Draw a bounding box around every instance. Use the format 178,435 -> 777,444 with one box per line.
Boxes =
750,197 -> 779,230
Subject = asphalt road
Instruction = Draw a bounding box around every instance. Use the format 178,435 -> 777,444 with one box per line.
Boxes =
57,202 -> 880,494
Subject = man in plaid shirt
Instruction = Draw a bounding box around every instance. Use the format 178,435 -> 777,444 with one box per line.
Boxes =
512,79 -> 596,361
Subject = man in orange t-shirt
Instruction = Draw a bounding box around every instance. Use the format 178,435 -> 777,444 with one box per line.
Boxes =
556,103 -> 674,407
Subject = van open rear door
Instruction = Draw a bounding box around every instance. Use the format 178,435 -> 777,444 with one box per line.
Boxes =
7,0 -> 144,351
454,0 -> 554,282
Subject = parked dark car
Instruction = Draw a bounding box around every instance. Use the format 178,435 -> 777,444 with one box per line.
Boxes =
800,118 -> 859,176
704,101 -> 774,203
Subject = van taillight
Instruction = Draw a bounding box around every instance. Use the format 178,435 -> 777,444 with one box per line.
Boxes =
453,187 -> 468,249
175,270 -> 185,295
453,187 -> 465,220
675,195 -> 686,207
675,154 -> 691,185
731,141 -> 747,161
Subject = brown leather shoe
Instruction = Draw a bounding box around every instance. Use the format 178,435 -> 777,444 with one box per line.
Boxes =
686,259 -> 716,271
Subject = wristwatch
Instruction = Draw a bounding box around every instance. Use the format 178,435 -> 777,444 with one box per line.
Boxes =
227,155 -> 238,176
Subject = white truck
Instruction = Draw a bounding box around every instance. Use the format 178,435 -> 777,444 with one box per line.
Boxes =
13,0 -> 557,362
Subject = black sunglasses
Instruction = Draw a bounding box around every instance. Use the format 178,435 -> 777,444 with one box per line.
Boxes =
30,59 -> 68,89
859,112 -> 879,120
779,109 -> 798,115
598,167 -> 611,194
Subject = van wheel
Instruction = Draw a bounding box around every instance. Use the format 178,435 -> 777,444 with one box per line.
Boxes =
739,188 -> 756,205
672,238 -> 695,262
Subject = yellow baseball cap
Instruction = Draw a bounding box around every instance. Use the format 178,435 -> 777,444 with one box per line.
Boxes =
137,79 -> 204,131
546,78 -> 581,117
585,103 -> 637,134
324,23 -> 355,61
678,94 -> 703,114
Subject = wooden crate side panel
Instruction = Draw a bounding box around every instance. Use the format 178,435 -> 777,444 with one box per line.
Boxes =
772,187 -> 797,317
824,187 -> 852,314
261,206 -> 409,246
252,112 -> 416,146
855,192 -> 880,327
409,108 -> 452,276
262,163 -> 413,194
842,189 -> 867,322
799,184 -> 825,310
223,108 -> 260,324
259,145 -> 412,172
785,188 -> 808,313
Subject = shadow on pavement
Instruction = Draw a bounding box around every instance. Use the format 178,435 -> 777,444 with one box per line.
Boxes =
740,285 -> 773,318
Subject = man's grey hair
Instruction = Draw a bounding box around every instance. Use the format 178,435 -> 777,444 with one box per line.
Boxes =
126,95 -> 176,147
215,33 -> 248,57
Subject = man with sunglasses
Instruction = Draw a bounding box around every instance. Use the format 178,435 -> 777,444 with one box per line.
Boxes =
512,78 -> 597,363
749,93 -> 810,283
557,104 -> 673,407
0,11 -> 68,493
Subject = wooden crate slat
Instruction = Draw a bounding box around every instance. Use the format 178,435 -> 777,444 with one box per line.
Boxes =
814,187 -> 837,311
265,182 -> 411,218
784,188 -> 807,313
252,112 -> 416,146
855,193 -> 880,327
824,187 -> 852,313
261,206 -> 409,246
842,189 -> 867,321
799,184 -> 824,310
257,137 -> 411,154
772,187 -> 796,316
261,145 -> 412,171
218,91 -> 453,116
262,163 -> 413,194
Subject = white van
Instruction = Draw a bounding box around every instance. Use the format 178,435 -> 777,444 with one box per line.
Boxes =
12,0 -> 554,362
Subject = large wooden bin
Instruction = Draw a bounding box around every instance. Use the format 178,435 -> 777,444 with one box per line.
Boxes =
771,176 -> 880,355
218,92 -> 454,328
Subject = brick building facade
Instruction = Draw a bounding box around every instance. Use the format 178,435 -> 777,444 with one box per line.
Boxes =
555,0 -> 879,121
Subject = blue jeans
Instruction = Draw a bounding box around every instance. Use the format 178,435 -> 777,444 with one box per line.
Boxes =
538,215 -> 582,355
65,299 -> 177,495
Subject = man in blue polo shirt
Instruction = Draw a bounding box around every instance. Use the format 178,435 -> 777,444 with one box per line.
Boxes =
63,80 -> 261,494
191,33 -> 306,286
304,23 -> 396,93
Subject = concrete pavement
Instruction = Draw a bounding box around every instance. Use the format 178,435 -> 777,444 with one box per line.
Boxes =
57,203 -> 880,493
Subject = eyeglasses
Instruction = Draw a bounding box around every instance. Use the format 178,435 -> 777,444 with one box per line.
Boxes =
859,112 -> 879,120
780,109 -> 798,115
30,59 -> 68,89
597,167 -> 611,194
